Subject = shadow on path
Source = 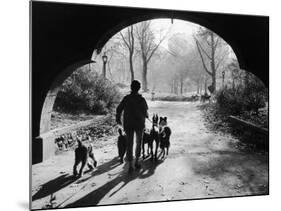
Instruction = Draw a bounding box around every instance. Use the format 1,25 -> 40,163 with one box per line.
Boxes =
192,150 -> 268,194
32,174 -> 77,201
32,157 -> 121,201
75,157 -> 121,184
66,158 -> 164,208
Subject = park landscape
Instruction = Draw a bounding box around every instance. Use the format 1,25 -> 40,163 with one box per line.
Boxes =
32,19 -> 268,209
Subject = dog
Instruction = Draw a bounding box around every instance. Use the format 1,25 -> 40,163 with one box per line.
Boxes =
55,136 -> 64,150
190,94 -> 200,102
159,116 -> 172,158
142,128 -> 153,159
142,114 -> 160,161
200,94 -> 211,103
117,128 -> 127,163
73,136 -> 97,177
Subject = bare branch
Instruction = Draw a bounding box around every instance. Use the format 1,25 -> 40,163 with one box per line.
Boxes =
195,38 -> 211,60
130,25 -> 134,53
166,48 -> 178,57
215,51 -> 228,70
206,38 -> 212,46
214,37 -> 220,49
147,30 -> 168,62
195,39 -> 212,76
120,31 -> 130,49
213,37 -> 220,54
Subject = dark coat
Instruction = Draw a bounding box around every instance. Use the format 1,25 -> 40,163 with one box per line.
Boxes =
116,93 -> 148,131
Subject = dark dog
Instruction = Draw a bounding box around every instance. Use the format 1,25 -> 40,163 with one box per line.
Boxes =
200,94 -> 211,103
142,114 -> 160,161
159,117 -> 172,158
142,128 -> 152,159
73,136 -> 97,177
190,94 -> 200,102
117,128 -> 127,163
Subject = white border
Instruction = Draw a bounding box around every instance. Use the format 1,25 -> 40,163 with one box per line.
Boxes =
0,0 -> 279,211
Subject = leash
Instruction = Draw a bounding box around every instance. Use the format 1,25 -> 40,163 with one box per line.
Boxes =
146,117 -> 153,123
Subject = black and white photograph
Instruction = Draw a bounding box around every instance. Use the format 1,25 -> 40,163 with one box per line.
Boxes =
30,1 -> 269,210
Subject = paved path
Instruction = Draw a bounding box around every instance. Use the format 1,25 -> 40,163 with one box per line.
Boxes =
32,101 -> 268,209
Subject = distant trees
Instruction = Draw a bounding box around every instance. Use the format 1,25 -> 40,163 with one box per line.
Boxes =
227,58 -> 243,90
167,33 -> 189,95
120,25 -> 135,82
194,27 -> 228,93
166,33 -> 209,95
101,21 -> 166,91
135,21 -> 166,92
98,22 -> 232,95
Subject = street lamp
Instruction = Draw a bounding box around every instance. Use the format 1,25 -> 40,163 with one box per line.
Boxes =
102,52 -> 108,78
222,70 -> 225,88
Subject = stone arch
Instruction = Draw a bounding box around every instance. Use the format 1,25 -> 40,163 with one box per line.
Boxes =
41,16 -> 243,135
32,2 -> 268,163
39,60 -> 95,134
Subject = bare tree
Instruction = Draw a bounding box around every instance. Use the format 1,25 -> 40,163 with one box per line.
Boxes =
167,34 -> 191,95
135,21 -> 166,92
120,25 -> 135,82
194,27 -> 228,93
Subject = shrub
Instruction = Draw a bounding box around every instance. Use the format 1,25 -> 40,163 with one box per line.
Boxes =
215,87 -> 245,115
215,74 -> 267,116
54,66 -> 121,115
89,100 -> 108,114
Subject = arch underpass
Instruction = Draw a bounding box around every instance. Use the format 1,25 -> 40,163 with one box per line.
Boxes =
31,1 -> 269,164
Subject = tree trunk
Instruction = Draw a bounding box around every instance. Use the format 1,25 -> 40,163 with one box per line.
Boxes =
211,73 -> 216,94
170,80 -> 173,93
173,78 -> 178,95
129,53 -> 134,82
204,78 -> 208,95
180,77 -> 184,95
142,60 -> 148,92
210,32 -> 216,93
196,80 -> 200,94
200,80 -> 202,95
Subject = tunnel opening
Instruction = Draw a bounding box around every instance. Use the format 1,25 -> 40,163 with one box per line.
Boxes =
35,17 -> 267,164
31,3 -> 269,209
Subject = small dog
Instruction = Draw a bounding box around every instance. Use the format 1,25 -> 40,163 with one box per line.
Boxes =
117,128 -> 127,163
142,114 -> 159,161
142,128 -> 153,159
200,94 -> 211,103
190,94 -> 200,102
73,136 -> 97,177
159,116 -> 172,158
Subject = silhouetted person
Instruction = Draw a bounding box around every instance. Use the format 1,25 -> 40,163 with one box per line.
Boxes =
116,80 -> 149,173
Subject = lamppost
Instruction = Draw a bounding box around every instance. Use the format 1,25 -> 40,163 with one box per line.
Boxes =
222,70 -> 225,88
102,52 -> 108,78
